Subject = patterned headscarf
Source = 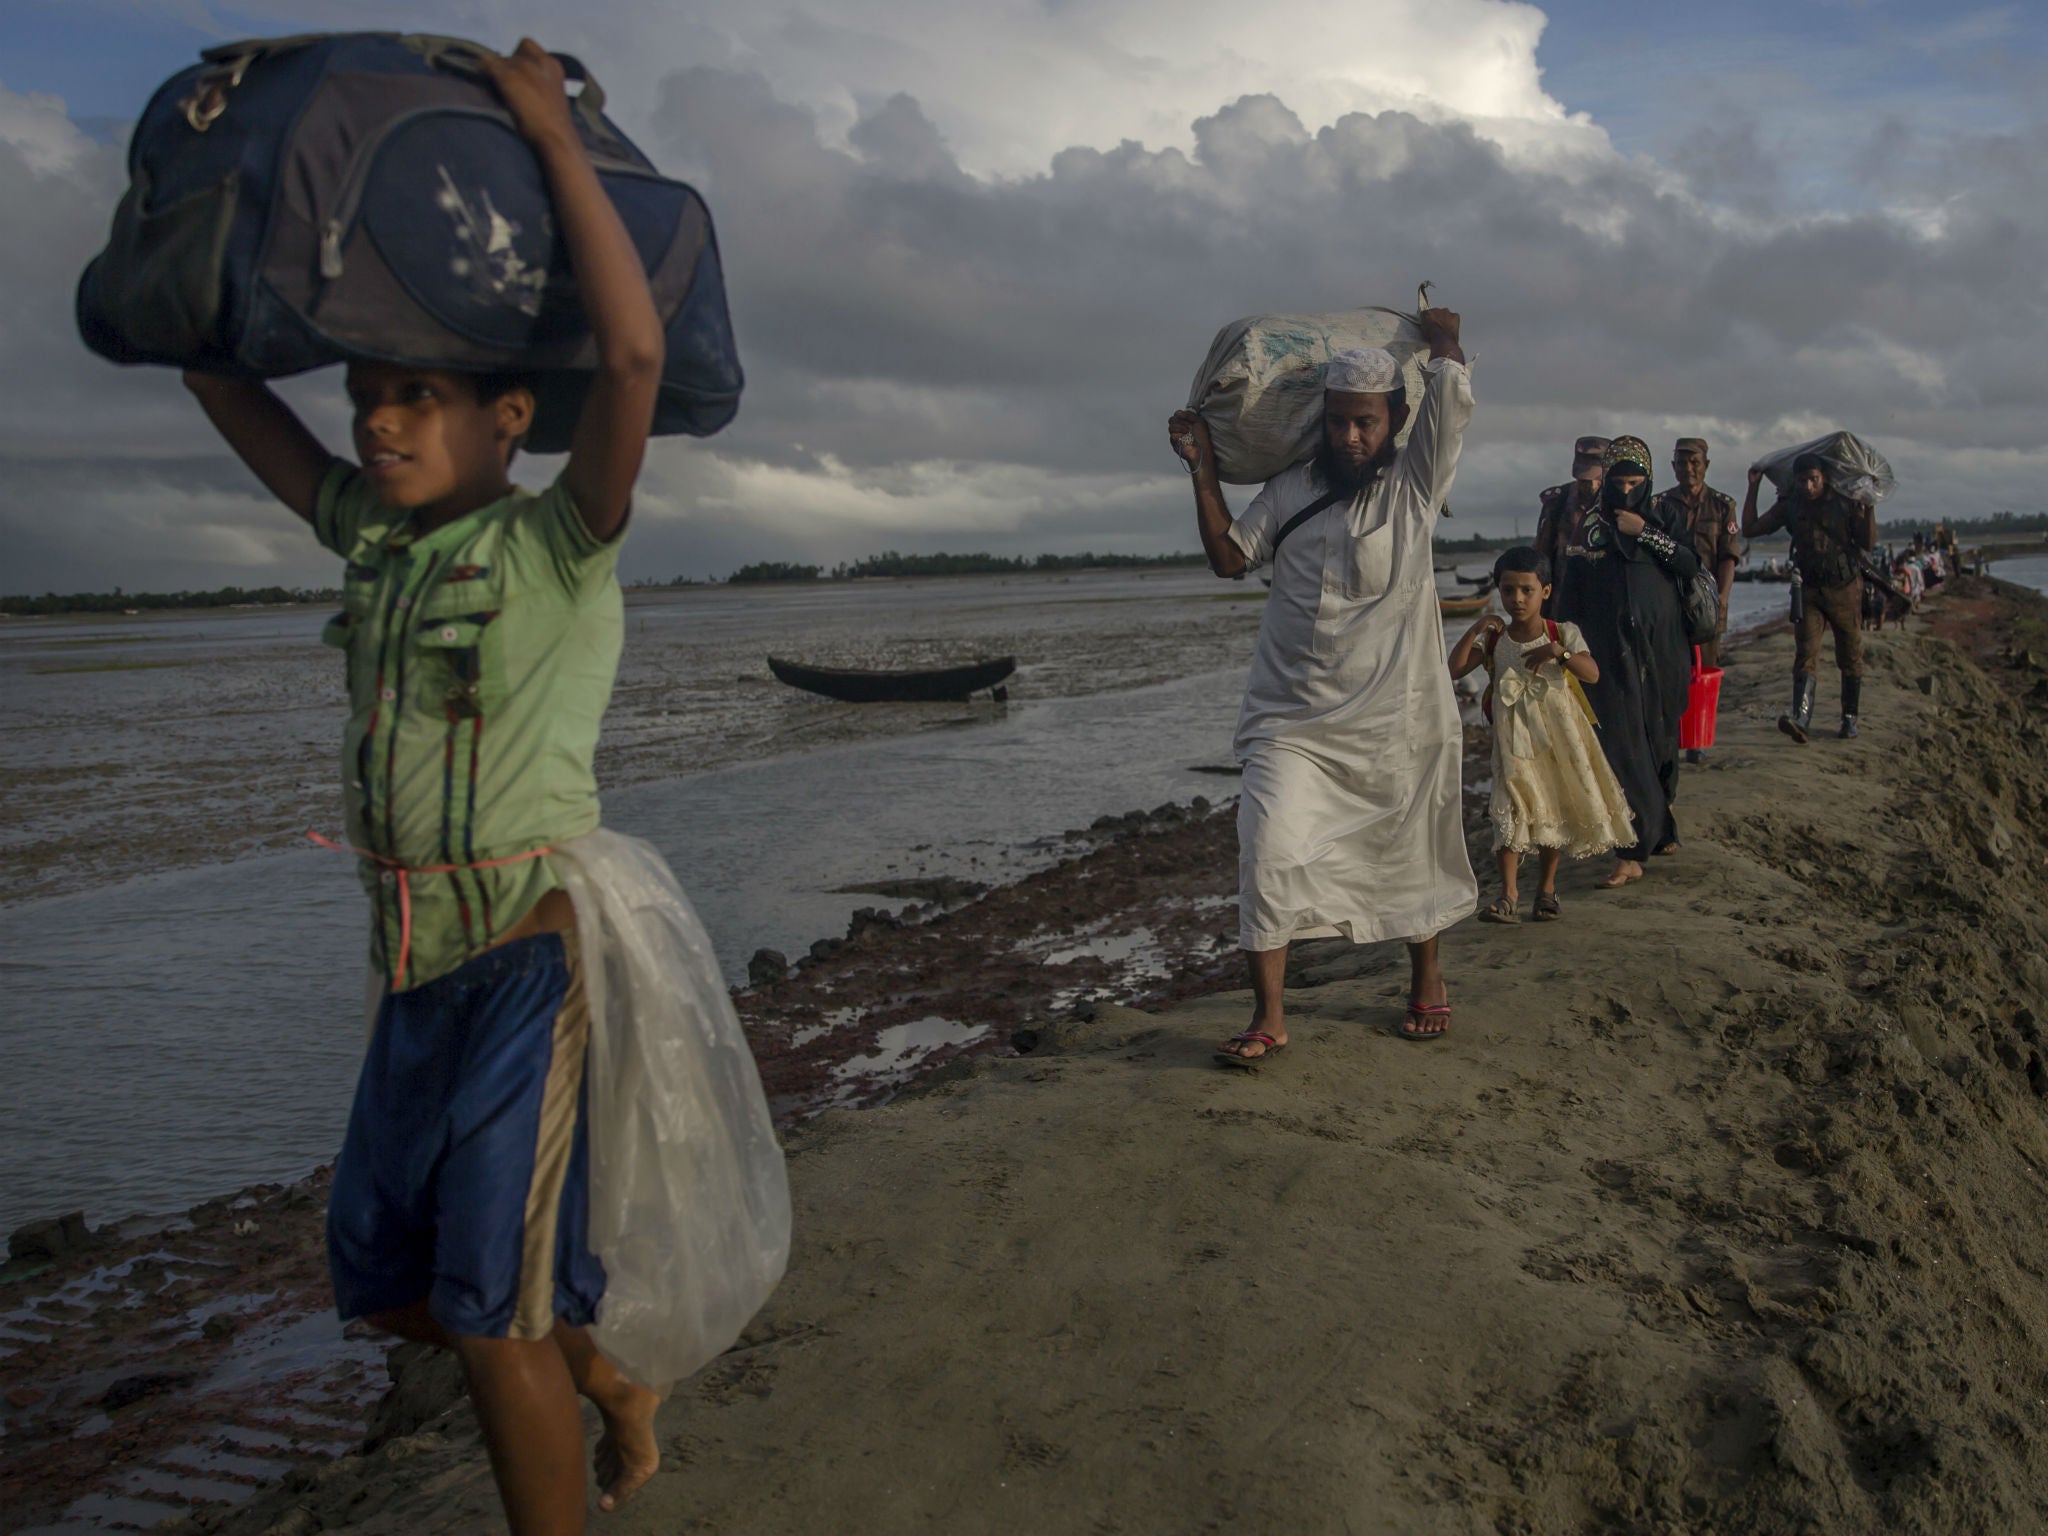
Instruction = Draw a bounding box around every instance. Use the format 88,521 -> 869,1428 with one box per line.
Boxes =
1599,434 -> 1654,518
1601,435 -> 1654,480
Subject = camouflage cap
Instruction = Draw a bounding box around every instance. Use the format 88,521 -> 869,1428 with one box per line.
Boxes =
1572,435 -> 1611,460
1673,437 -> 1710,456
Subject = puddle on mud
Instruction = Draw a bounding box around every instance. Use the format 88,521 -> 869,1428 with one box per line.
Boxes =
831,1016 -> 992,1094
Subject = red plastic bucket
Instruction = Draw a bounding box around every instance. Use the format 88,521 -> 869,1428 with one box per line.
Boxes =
1681,647 -> 1724,750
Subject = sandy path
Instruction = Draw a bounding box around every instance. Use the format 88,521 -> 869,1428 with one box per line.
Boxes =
163,583 -> 2048,1535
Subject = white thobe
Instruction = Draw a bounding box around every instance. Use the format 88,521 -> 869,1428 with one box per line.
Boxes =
1226,357 -> 1478,951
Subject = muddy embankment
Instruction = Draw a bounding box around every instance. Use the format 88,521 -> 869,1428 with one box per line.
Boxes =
15,576 -> 2048,1535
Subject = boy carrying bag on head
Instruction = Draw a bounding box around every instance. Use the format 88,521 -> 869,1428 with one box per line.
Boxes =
181,42 -> 786,1533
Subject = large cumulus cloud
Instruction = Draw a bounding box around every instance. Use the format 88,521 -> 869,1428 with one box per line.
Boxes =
2,5 -> 2045,591
621,66 -> 2048,578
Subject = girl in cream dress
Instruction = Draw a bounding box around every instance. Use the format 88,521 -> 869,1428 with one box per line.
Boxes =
1448,546 -> 1636,922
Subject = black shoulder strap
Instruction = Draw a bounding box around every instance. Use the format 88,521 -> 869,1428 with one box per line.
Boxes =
1269,489 -> 1345,558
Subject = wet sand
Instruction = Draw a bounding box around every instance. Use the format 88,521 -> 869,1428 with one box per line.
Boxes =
12,576 -> 2048,1533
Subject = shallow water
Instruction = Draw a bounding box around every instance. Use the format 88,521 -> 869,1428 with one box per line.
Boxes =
0,568 -> 1262,902
1988,550 -> 2048,597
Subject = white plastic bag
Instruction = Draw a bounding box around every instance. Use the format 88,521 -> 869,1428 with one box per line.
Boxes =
1186,303 -> 1429,484
550,828 -> 791,1391
1752,430 -> 1895,504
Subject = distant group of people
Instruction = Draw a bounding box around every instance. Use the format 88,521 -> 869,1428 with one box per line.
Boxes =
1869,525 -> 1980,631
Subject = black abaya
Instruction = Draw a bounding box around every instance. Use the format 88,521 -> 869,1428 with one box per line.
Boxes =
1552,504 -> 1700,861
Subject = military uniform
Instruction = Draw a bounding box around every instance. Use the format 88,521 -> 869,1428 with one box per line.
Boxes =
1652,484 -> 1740,668
1533,483 -> 1571,569
1752,485 -> 1875,740
1534,483 -> 1593,617
1533,440 -> 1608,568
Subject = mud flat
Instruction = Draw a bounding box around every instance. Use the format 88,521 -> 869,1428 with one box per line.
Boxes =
23,577 -> 2048,1535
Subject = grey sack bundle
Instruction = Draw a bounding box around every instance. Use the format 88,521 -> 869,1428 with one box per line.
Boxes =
1752,431 -> 1895,504
1185,298 -> 1431,485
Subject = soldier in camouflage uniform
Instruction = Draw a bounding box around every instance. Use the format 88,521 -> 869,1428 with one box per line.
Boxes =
1654,437 -> 1741,763
1533,436 -> 1609,615
1742,453 -> 1877,742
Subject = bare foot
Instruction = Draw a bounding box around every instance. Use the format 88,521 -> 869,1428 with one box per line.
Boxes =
591,1377 -> 661,1513
1598,861 -> 1643,888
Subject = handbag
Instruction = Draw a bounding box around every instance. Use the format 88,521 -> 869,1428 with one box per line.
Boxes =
76,32 -> 742,452
1677,566 -> 1721,647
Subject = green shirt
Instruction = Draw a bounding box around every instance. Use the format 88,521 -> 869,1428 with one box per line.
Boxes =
314,464 -> 623,990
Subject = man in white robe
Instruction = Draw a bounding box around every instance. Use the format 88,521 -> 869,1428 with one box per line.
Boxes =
1168,308 -> 1477,1059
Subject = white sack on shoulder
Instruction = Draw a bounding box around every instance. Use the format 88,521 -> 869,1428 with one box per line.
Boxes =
1187,306 -> 1428,485
1751,430 -> 1895,505
551,828 -> 791,1392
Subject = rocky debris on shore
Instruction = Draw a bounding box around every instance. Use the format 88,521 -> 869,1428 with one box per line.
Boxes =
747,947 -> 788,987
154,583 -> 2048,1534
737,796 -> 1244,1118
829,876 -> 989,904
5,1213 -> 97,1270
0,1170 -> 388,1534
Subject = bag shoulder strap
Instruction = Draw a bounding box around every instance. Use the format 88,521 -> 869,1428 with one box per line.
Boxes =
1269,489 -> 1345,558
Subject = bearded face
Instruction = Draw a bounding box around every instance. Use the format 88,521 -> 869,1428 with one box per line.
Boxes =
1313,432 -> 1399,496
1314,389 -> 1406,496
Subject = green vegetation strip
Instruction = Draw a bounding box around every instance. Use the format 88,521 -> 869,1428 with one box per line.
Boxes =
32,659 -> 194,675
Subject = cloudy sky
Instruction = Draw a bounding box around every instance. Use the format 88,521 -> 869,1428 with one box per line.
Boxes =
4,0 -> 2046,591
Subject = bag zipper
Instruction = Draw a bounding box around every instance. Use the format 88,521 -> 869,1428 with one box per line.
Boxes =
317,107 -> 667,283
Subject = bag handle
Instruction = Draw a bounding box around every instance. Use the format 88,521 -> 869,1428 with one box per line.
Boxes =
186,34 -> 333,130
401,36 -> 622,150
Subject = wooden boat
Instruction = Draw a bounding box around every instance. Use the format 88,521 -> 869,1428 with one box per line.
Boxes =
767,655 -> 1016,703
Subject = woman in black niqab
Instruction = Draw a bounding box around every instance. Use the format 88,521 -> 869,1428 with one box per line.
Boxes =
1549,434 -> 1702,886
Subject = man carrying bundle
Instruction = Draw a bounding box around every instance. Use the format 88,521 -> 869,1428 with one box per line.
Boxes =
183,43 -> 665,1533
1167,309 -> 1477,1055
1742,452 -> 1877,741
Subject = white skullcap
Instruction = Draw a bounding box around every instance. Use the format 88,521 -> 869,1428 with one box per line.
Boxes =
1324,347 -> 1401,395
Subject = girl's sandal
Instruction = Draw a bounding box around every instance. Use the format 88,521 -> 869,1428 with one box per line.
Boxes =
1533,892 -> 1562,922
1479,896 -> 1520,924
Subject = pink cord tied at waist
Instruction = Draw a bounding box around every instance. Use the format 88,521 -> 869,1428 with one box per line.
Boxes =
306,830 -> 554,987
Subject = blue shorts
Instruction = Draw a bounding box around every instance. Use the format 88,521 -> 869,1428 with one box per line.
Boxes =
328,931 -> 607,1340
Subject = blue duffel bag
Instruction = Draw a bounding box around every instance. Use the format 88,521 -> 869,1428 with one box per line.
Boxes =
77,32 -> 742,451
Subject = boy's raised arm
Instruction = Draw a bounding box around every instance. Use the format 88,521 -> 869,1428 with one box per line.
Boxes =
482,41 -> 664,544
183,373 -> 336,525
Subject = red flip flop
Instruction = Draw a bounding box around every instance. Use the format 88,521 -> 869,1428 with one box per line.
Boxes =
1215,1030 -> 1286,1068
1400,1002 -> 1451,1041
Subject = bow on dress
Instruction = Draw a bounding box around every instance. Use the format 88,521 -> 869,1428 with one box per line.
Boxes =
1494,662 -> 1559,760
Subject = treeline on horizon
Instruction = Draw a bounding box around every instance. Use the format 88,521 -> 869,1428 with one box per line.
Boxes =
726,550 -> 1211,583
0,584 -> 339,617
1878,511 -> 2048,536
14,510 -> 2038,613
